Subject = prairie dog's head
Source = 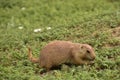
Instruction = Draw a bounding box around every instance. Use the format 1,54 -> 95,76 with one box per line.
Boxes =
72,44 -> 95,61
80,44 -> 95,61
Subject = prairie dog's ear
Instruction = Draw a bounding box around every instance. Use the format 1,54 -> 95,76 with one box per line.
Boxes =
81,45 -> 84,49
80,45 -> 86,50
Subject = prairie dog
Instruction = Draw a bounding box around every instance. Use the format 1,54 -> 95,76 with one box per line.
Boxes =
28,41 -> 95,71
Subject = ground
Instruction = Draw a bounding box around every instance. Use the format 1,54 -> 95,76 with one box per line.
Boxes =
0,0 -> 120,80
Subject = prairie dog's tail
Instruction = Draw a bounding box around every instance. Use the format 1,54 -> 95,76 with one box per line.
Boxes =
28,47 -> 39,63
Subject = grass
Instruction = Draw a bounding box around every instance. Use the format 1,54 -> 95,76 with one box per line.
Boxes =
0,0 -> 120,80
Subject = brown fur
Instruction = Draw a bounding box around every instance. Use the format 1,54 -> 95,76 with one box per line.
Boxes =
28,41 -> 96,71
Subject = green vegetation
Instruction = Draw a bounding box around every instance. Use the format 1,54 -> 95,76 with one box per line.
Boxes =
0,0 -> 120,80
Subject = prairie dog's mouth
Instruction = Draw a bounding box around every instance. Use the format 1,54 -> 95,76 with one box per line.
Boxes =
82,57 -> 95,61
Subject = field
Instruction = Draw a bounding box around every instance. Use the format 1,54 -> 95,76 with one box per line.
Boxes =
0,0 -> 120,80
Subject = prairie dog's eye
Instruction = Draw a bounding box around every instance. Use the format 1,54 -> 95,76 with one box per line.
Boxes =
87,50 -> 90,53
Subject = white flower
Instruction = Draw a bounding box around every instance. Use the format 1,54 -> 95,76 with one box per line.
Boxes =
46,27 -> 51,30
34,29 -> 38,32
34,28 -> 42,33
18,26 -> 23,29
37,29 -> 42,31
21,7 -> 26,10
